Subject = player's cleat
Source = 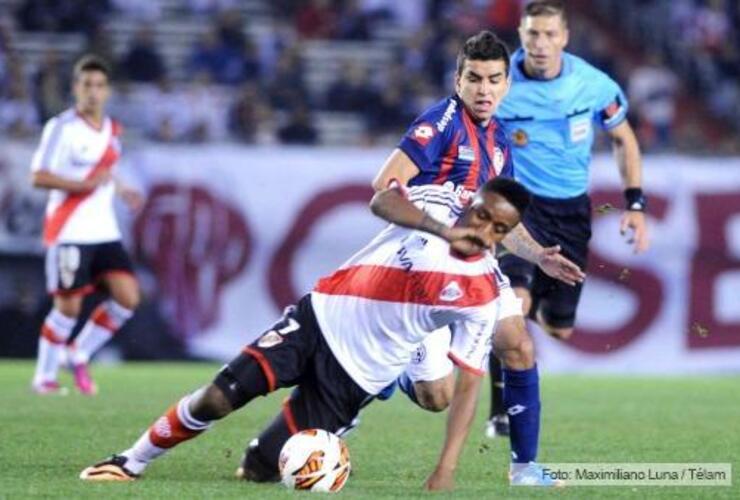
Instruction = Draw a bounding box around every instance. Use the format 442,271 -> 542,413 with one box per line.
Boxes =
31,380 -> 69,395
72,363 -> 98,395
80,455 -> 139,481
509,462 -> 564,487
484,414 -> 510,438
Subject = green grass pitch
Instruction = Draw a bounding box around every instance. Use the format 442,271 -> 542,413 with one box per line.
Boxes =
0,360 -> 738,499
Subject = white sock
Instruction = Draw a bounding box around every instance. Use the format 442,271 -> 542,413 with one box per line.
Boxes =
33,309 -> 77,385
71,300 -> 133,364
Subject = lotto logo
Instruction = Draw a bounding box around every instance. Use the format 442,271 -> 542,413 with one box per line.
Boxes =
411,123 -> 435,146
507,404 -> 527,416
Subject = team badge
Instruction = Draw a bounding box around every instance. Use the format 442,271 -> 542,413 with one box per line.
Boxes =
439,281 -> 463,302
411,123 -> 435,146
493,147 -> 505,174
512,129 -> 528,146
258,330 -> 283,348
412,344 -> 427,364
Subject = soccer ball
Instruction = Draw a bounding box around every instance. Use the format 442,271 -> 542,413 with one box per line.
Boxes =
278,429 -> 351,493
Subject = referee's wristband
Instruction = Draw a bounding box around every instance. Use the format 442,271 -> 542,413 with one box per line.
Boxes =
624,188 -> 646,212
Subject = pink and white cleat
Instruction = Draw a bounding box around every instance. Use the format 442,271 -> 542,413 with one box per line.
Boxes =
31,380 -> 69,396
72,363 -> 98,395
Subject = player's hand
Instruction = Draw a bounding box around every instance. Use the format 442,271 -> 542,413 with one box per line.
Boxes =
444,227 -> 487,256
424,466 -> 455,491
80,171 -> 112,192
620,211 -> 649,254
537,245 -> 585,286
118,186 -> 144,211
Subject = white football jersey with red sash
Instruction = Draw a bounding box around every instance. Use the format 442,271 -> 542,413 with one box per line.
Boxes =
31,109 -> 122,246
311,185 -> 504,395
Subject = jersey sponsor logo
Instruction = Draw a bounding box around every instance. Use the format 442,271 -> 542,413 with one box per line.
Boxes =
512,129 -> 528,146
439,280 -> 463,302
457,145 -> 475,161
493,147 -> 505,174
436,98 -> 458,132
258,330 -> 283,348
411,123 -> 435,146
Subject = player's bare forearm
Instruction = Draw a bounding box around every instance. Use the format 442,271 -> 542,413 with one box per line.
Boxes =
370,187 -> 448,239
609,121 -> 642,188
501,223 -> 543,263
31,171 -> 93,193
426,370 -> 482,489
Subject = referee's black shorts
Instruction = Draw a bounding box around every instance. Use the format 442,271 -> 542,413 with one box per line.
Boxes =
499,193 -> 591,329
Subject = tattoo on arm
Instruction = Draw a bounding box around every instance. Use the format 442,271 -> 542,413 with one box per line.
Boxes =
418,213 -> 448,239
502,223 -> 543,264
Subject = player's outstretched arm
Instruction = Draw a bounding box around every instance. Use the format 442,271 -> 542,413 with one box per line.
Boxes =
31,170 -> 110,193
370,186 -> 486,256
502,224 -> 585,285
608,121 -> 649,253
424,368 -> 482,491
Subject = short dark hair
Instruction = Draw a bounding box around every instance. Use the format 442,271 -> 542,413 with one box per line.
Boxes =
523,0 -> 567,24
73,54 -> 111,81
456,30 -> 511,77
481,177 -> 530,215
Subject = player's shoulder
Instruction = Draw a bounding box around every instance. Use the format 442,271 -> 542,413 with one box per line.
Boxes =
414,95 -> 463,134
564,52 -> 616,84
43,108 -> 77,130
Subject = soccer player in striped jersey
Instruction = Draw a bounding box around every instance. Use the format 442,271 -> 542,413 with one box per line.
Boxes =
30,55 -> 142,396
79,178 -> 529,489
370,30 -> 580,487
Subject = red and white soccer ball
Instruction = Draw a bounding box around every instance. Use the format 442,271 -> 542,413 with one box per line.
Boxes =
278,429 -> 351,493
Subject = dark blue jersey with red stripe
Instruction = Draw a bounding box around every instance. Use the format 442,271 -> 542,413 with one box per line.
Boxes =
398,95 -> 514,193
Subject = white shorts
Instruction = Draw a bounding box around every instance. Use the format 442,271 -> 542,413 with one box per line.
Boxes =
406,287 -> 523,383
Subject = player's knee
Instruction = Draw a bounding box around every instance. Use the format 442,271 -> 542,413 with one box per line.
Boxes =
53,296 -> 81,318
113,288 -> 140,310
546,326 -> 573,340
513,287 -> 532,316
189,384 -> 234,421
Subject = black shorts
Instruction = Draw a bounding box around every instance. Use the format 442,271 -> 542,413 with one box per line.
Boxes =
499,193 -> 592,328
213,294 -> 370,476
45,241 -> 135,295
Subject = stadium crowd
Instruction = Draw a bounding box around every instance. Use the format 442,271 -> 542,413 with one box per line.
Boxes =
0,0 -> 738,151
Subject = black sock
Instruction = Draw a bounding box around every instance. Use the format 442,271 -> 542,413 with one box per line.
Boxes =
489,354 -> 505,418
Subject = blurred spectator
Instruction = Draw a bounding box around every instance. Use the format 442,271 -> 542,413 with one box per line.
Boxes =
267,47 -> 309,111
16,0 -> 109,34
335,0 -> 371,41
324,61 -> 378,113
144,77 -> 191,142
83,24 -> 117,76
0,76 -> 39,138
485,0 -> 523,47
278,104 -> 318,145
187,0 -> 236,16
189,24 -> 259,85
229,82 -> 275,144
184,72 -> 228,142
628,52 -> 680,150
295,0 -> 337,39
32,49 -> 67,122
120,27 -> 166,83
360,0 -> 427,32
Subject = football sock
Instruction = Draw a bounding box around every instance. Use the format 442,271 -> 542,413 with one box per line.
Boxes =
503,365 -> 540,463
33,308 -> 77,384
397,372 -> 420,406
122,394 -> 212,474
489,354 -> 505,418
71,300 -> 133,365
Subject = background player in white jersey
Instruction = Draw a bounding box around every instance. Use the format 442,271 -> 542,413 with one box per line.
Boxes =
78,178 -> 528,490
30,55 -> 142,395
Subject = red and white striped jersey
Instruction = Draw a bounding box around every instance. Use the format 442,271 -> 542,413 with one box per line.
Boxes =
311,185 -> 503,395
31,108 -> 123,246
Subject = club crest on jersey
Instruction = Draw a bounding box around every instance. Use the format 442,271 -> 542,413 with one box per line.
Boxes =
257,330 -> 283,348
411,123 -> 435,146
493,147 -> 505,174
412,344 -> 427,364
457,145 -> 475,161
512,129 -> 528,147
439,280 -> 463,302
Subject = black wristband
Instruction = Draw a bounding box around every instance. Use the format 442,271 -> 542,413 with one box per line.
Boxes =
624,188 -> 646,212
